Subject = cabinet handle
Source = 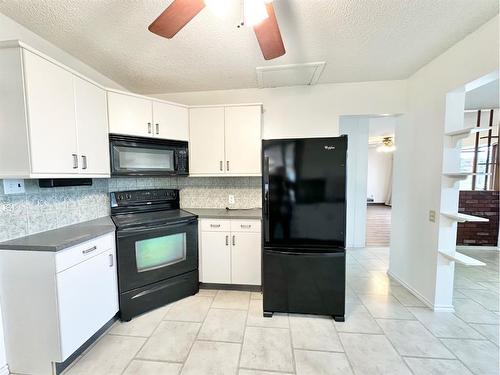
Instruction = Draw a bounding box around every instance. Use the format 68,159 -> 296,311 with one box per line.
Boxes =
82,245 -> 97,255
227,161 -> 230,171
232,235 -> 236,246
220,161 -> 223,171
148,122 -> 152,134
241,224 -> 251,229
225,235 -> 229,246
109,254 -> 114,267
155,123 -> 159,135
82,155 -> 87,170
210,224 -> 221,228
72,154 -> 78,169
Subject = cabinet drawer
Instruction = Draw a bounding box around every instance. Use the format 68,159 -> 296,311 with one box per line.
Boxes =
56,233 -> 114,273
230,220 -> 261,233
201,219 -> 230,232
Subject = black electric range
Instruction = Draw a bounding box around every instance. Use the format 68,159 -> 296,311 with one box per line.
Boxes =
110,188 -> 199,321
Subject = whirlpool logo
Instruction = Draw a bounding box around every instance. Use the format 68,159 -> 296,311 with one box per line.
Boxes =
324,145 -> 336,150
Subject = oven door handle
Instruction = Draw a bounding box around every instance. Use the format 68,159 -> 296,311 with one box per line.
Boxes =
116,218 -> 197,237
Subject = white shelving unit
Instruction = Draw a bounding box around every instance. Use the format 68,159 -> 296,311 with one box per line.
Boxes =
441,212 -> 489,223
445,126 -> 492,145
442,172 -> 490,181
438,250 -> 486,266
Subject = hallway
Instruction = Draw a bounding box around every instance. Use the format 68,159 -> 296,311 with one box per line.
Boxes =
366,204 -> 391,247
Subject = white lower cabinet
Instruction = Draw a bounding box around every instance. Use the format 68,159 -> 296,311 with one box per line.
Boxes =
231,231 -> 261,285
57,249 -> 118,359
199,219 -> 261,285
200,231 -> 232,284
0,232 -> 118,375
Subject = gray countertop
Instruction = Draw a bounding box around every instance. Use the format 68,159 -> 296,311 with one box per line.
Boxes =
184,208 -> 262,220
0,216 -> 116,252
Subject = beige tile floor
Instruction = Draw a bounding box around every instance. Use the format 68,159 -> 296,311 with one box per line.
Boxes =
64,247 -> 499,375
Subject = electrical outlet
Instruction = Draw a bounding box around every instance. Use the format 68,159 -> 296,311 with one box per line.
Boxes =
228,195 -> 235,204
3,179 -> 25,195
429,210 -> 436,223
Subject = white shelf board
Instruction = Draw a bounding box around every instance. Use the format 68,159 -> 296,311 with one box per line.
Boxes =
440,212 -> 489,223
445,126 -> 492,137
442,172 -> 490,180
438,250 -> 486,266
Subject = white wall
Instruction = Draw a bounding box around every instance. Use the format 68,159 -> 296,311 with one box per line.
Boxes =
154,80 -> 407,139
339,117 -> 369,248
367,148 -> 393,203
0,13 -> 125,90
389,15 -> 499,308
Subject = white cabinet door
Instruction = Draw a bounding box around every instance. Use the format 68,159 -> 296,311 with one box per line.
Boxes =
200,231 -> 231,283
23,50 -> 78,174
107,92 -> 152,137
189,107 -> 225,174
231,232 -> 262,285
153,101 -> 189,141
74,77 -> 110,175
224,106 -> 262,175
56,249 -> 118,360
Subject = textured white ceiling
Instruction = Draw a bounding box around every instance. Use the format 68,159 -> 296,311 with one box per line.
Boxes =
0,0 -> 497,93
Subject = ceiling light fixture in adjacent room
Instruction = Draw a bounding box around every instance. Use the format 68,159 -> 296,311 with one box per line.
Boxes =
377,137 -> 396,153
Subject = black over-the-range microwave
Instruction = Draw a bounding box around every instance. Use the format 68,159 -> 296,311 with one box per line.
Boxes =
109,134 -> 189,176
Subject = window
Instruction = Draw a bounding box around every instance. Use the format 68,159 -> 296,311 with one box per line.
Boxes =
459,109 -> 499,191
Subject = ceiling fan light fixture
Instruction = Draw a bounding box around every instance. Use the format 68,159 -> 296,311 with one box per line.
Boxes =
377,137 -> 396,153
244,0 -> 269,26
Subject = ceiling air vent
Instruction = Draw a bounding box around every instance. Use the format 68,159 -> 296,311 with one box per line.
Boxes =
256,62 -> 326,89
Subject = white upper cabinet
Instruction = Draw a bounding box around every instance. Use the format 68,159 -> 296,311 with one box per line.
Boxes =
23,49 -> 78,174
189,107 -> 226,175
189,105 -> 262,176
0,42 -> 110,178
74,77 -> 110,175
153,101 -> 189,141
107,91 -> 189,141
225,106 -> 262,175
107,92 -> 153,137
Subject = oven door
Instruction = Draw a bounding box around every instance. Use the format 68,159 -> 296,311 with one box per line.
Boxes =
116,218 -> 198,293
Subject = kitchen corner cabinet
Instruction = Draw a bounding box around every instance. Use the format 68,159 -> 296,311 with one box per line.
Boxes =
189,105 -> 262,176
107,91 -> 189,141
199,219 -> 261,285
0,42 -> 110,178
0,233 -> 118,375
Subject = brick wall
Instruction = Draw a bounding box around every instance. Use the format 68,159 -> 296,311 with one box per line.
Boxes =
457,190 -> 499,246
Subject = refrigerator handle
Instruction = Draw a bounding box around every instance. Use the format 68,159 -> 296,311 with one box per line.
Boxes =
263,156 -> 270,242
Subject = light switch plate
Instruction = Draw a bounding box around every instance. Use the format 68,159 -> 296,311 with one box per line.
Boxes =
228,195 -> 235,204
429,210 -> 436,223
3,179 -> 25,194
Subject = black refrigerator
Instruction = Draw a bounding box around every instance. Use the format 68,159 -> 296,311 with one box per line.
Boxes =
262,136 -> 347,322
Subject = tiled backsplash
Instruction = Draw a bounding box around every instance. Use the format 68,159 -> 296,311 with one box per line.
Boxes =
0,177 -> 261,242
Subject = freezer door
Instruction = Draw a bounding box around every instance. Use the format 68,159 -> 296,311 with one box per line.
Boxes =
263,137 -> 347,249
262,248 -> 345,318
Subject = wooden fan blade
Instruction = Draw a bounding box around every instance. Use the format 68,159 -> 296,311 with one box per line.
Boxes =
253,3 -> 285,60
149,0 -> 205,39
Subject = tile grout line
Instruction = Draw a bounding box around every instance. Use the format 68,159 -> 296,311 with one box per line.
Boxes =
176,290 -> 216,374
329,318 -> 356,375
119,303 -> 175,375
235,293 -> 250,375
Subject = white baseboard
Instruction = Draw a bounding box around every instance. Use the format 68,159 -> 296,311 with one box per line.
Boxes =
433,305 -> 456,313
0,364 -> 9,375
387,270 -> 435,309
456,245 -> 499,252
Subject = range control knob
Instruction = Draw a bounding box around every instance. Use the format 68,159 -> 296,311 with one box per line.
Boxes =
118,194 -> 124,200
126,194 -> 131,199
